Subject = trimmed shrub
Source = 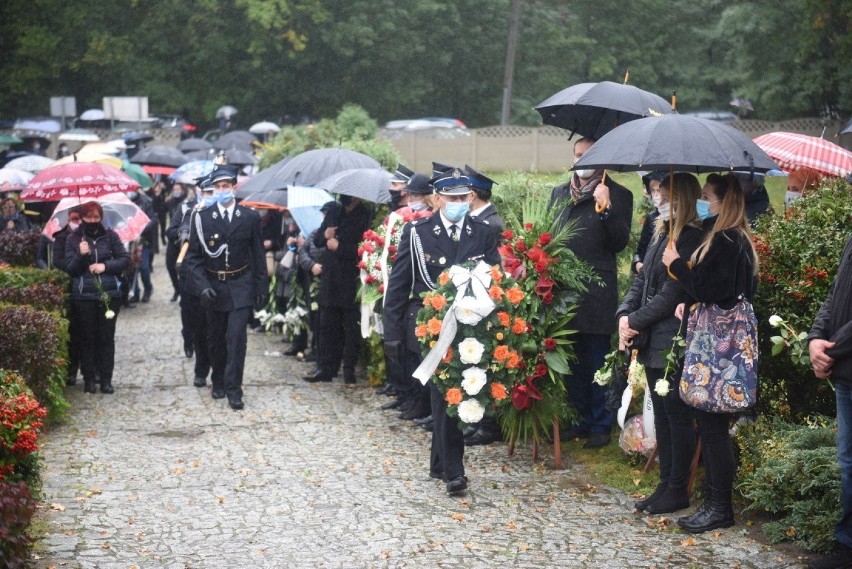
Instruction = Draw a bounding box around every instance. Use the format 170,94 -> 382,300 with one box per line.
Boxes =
735,416 -> 840,553
0,370 -> 44,488
0,480 -> 37,569
0,266 -> 69,289
0,304 -> 69,423
0,282 -> 66,313
752,179 -> 852,419
0,230 -> 41,267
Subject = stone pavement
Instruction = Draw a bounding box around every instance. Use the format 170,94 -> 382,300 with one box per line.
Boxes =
32,256 -> 809,569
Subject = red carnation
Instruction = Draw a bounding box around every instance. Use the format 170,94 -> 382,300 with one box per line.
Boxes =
534,261 -> 548,273
515,239 -> 527,252
501,229 -> 514,240
525,246 -> 544,263
543,338 -> 557,351
524,223 -> 534,230
538,233 -> 553,246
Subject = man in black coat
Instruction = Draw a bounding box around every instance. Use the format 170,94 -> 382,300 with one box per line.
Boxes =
128,189 -> 159,303
184,164 -> 268,410
303,197 -> 372,384
383,165 -> 500,496
549,137 -> 633,449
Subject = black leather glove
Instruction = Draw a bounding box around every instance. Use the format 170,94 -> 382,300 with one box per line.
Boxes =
383,340 -> 403,367
199,288 -> 217,307
254,293 -> 269,311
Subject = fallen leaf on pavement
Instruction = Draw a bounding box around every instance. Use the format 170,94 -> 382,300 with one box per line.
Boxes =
50,503 -> 65,511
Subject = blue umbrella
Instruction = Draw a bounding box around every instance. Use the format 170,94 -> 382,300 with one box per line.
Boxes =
287,185 -> 334,237
169,160 -> 215,185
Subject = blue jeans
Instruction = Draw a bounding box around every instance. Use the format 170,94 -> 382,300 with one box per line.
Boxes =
133,247 -> 153,298
566,333 -> 613,434
836,382 -> 852,548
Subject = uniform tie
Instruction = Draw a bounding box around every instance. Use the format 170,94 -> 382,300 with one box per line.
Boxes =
223,209 -> 230,223
449,224 -> 459,242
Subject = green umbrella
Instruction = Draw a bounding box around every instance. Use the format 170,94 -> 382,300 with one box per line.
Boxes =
0,134 -> 23,145
122,160 -> 153,188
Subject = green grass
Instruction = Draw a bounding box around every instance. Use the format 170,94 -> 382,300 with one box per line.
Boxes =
561,435 -> 661,500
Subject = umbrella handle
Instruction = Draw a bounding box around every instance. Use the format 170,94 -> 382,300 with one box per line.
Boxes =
594,170 -> 609,213
666,239 -> 679,281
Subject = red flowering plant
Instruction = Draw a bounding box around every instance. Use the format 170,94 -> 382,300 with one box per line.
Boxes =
0,370 -> 46,486
415,261 -> 528,427
497,195 -> 598,446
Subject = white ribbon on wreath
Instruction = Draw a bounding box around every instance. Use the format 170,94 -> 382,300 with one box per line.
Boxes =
413,261 -> 495,385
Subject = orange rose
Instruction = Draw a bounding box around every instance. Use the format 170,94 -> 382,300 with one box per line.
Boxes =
488,285 -> 504,300
497,311 -> 511,327
430,294 -> 447,311
446,387 -> 463,405
490,266 -> 503,283
427,317 -> 443,336
422,293 -> 433,307
439,272 -> 450,286
512,317 -> 527,335
415,323 -> 428,338
493,345 -> 510,361
506,352 -> 522,369
491,382 -> 508,400
442,346 -> 454,363
506,287 -> 525,305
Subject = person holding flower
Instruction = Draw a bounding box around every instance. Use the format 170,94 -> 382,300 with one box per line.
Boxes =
65,201 -> 131,394
662,173 -> 758,534
616,173 -> 704,515
383,165 -> 500,496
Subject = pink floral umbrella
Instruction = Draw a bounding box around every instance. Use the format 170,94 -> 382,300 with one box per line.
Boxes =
42,193 -> 150,243
19,161 -> 140,202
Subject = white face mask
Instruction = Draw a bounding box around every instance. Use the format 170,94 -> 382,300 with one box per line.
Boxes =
652,195 -> 663,209
575,169 -> 595,180
409,200 -> 429,212
657,202 -> 671,221
68,221 -> 80,231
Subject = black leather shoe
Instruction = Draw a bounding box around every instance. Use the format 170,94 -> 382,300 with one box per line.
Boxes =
462,425 -> 478,438
66,375 -> 78,386
413,414 -> 433,426
376,384 -> 393,396
184,342 -> 194,358
141,290 -> 152,303
344,372 -> 356,384
446,476 -> 468,495
381,398 -> 404,411
84,379 -> 98,394
465,428 -> 501,446
429,470 -> 444,480
400,399 -> 430,420
229,399 -> 245,410
284,346 -> 303,356
635,482 -> 668,511
583,433 -> 611,449
421,419 -> 434,432
99,382 -> 114,394
170,291 -> 180,302
193,377 -> 206,388
211,389 -> 226,399
303,371 -> 333,383
303,353 -> 316,363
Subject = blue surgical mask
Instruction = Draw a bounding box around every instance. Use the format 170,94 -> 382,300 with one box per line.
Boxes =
201,194 -> 216,207
443,201 -> 469,222
214,190 -> 233,206
695,199 -> 717,220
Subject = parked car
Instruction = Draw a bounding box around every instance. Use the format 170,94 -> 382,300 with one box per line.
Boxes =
680,110 -> 739,123
384,117 -> 467,131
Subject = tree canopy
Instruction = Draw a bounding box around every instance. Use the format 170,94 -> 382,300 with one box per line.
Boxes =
0,0 -> 848,128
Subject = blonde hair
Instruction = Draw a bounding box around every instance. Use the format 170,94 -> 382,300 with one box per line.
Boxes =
653,172 -> 702,242
690,173 -> 758,273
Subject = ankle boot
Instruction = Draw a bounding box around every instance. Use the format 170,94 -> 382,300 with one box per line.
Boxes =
100,378 -> 114,394
644,485 -> 689,515
84,378 -> 98,394
635,482 -> 668,511
679,486 -> 734,533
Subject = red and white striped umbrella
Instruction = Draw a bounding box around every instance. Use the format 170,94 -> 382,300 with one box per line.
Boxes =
19,161 -> 140,202
753,131 -> 852,178
42,193 -> 150,243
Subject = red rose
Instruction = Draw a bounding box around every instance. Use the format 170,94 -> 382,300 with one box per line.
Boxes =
365,275 -> 376,284
543,338 -> 557,351
534,261 -> 547,273
515,239 -> 527,252
531,363 -> 547,378
388,245 -> 397,254
535,276 -> 554,296
502,256 -> 521,274
363,242 -> 375,254
498,244 -> 515,258
539,233 -> 553,246
357,260 -> 367,270
501,229 -> 514,240
511,385 -> 532,410
542,291 -> 554,304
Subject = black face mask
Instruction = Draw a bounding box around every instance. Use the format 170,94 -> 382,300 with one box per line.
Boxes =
390,192 -> 405,211
339,195 -> 353,208
83,221 -> 102,236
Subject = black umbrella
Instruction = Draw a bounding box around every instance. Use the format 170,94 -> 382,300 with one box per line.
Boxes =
315,168 -> 393,204
234,157 -> 293,199
184,149 -> 218,162
130,145 -> 190,168
841,118 -> 852,136
177,138 -> 213,153
213,131 -> 257,151
271,148 -> 381,188
535,81 -> 673,139
571,114 -> 779,174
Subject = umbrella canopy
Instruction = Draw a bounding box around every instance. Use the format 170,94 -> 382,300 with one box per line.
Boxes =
841,119 -> 852,136
42,192 -> 150,243
216,105 -> 238,119
54,152 -> 123,169
4,154 -> 56,173
14,118 -> 61,133
79,109 -> 106,121
58,128 -> 100,142
130,145 -> 190,168
287,185 -> 335,236
79,142 -> 122,156
0,135 -> 23,145
535,81 -> 673,139
0,168 -> 35,192
234,158 -> 293,199
213,130 -> 257,151
177,138 -> 214,153
169,160 -> 214,185
249,121 -> 281,135
123,132 -> 154,144
122,160 -> 153,189
222,149 -> 257,166
271,148 -> 381,188
184,149 -> 217,162
730,98 -> 754,112
571,114 -> 779,174
315,168 -> 392,204
240,189 -> 288,211
753,131 -> 852,178
20,162 -> 140,202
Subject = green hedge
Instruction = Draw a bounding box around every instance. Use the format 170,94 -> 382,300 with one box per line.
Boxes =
0,230 -> 41,267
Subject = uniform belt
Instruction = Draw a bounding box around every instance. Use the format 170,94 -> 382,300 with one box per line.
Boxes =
207,265 -> 249,281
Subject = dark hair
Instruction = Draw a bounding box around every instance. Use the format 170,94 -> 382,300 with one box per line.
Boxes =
80,201 -> 104,219
471,186 -> 491,201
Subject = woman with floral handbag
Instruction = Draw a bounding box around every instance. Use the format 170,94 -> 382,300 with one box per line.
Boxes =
662,173 -> 759,534
616,173 -> 704,515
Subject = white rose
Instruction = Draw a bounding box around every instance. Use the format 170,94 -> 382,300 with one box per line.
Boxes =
461,367 -> 488,395
104,310 -> 116,320
768,314 -> 783,328
454,295 -> 490,325
457,399 -> 485,424
458,338 -> 485,365
654,379 -> 670,397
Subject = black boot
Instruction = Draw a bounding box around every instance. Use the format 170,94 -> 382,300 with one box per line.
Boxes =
84,378 -> 98,394
644,485 -> 689,515
679,487 -> 734,533
634,482 -> 668,511
100,378 -> 114,394
677,500 -> 713,529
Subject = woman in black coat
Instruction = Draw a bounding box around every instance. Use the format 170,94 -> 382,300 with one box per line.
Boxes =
65,201 -> 131,394
617,173 -> 704,515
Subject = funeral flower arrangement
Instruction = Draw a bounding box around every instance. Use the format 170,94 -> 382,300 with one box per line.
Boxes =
414,261 -> 527,426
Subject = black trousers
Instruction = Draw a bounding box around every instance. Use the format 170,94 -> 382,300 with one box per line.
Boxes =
317,304 -> 361,376
695,410 -> 736,493
180,293 -> 211,380
165,242 -> 180,295
647,367 -> 696,488
429,381 -> 465,481
207,306 -> 252,400
66,300 -> 80,378
72,297 -> 121,384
